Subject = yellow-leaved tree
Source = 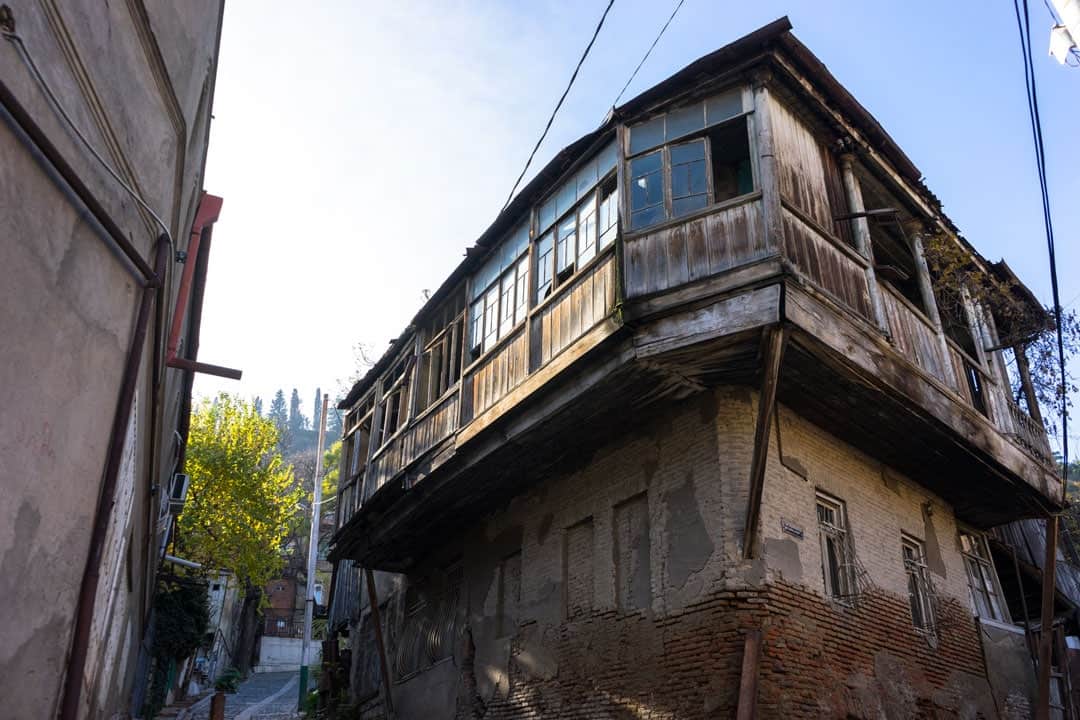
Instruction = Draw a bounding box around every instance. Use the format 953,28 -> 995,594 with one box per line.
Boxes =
178,394 -> 302,590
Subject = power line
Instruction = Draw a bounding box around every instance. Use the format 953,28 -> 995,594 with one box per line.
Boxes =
502,0 -> 616,211
1012,0 -> 1069,475
612,0 -> 687,108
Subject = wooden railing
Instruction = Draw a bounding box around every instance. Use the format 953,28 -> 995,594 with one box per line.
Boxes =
622,195 -> 765,299
1002,396 -> 1053,464
366,391 -> 460,498
781,204 -> 872,322
880,284 -> 949,386
465,326 -> 528,421
531,251 -> 616,368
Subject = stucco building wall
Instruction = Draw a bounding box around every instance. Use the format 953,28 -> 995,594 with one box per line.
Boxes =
0,1 -> 223,717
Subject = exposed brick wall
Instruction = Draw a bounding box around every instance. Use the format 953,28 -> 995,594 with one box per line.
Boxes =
349,388 -> 1008,719
476,581 -> 990,719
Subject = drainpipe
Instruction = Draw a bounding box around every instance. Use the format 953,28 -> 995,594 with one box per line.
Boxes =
165,194 -> 241,381
0,75 -> 158,287
60,235 -> 170,720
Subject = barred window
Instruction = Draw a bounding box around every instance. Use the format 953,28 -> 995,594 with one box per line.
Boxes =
902,534 -> 937,635
816,492 -> 857,602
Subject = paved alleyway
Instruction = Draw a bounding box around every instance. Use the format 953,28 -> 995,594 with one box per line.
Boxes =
187,671 -> 299,720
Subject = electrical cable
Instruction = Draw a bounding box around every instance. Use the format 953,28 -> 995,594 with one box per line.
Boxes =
1011,0 -> 1070,480
501,0 -> 616,211
2,28 -> 174,247
612,0 -> 687,108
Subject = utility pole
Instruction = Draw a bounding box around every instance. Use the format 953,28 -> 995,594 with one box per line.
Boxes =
299,393 -> 329,710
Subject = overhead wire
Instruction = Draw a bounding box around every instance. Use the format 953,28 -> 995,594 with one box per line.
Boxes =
2,27 -> 173,247
501,0 -> 616,211
612,0 -> 687,108
1011,0 -> 1070,479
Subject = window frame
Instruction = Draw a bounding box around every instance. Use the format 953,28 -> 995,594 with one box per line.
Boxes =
901,533 -> 937,636
816,491 -> 857,603
414,313 -> 465,416
625,110 -> 757,234
534,173 -> 618,309
467,247 -> 530,365
958,530 -> 1009,623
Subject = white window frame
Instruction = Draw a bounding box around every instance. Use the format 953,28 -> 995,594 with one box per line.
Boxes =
816,492 -> 857,603
959,530 -> 1009,623
902,533 -> 937,636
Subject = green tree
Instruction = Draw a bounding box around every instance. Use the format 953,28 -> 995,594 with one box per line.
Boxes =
177,394 -> 301,590
253,395 -> 263,416
268,389 -> 288,431
289,388 -> 306,435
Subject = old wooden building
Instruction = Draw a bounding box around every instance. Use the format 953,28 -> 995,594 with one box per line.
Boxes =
326,18 -> 1064,718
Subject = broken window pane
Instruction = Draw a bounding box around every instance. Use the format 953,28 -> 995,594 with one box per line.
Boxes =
630,151 -> 664,230
710,117 -> 753,203
671,139 -> 708,218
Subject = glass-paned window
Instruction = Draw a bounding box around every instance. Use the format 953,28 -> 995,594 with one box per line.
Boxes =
577,196 -> 597,265
469,301 -> 483,353
630,151 -> 664,230
627,102 -> 754,232
499,272 -> 515,338
902,535 -> 936,634
817,493 -> 856,602
599,183 -> 618,249
557,215 -> 577,276
514,257 -> 528,324
483,285 -> 499,353
536,232 -> 554,303
959,531 -> 1007,621
670,139 -> 708,218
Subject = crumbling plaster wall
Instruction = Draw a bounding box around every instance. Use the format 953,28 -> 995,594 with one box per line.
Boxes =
352,387 -> 1004,717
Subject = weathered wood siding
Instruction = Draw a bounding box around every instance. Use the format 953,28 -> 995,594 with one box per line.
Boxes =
781,208 -> 871,320
532,253 -> 616,367
367,392 -> 460,496
467,326 -> 528,420
946,343 -> 973,405
772,99 -> 847,237
623,197 -> 765,298
881,284 -> 948,385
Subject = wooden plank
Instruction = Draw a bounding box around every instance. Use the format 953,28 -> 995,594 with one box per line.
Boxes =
687,218 -> 709,281
744,326 -> 787,559
668,223 -> 690,288
784,285 -> 1062,505
1036,515 -> 1058,720
634,285 -> 781,359
456,317 -> 621,447
735,628 -> 763,720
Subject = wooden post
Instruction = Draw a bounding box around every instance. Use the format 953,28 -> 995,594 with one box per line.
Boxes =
909,230 -> 958,389
1036,514 -> 1059,720
751,71 -> 782,254
743,326 -> 787,559
735,628 -> 762,720
838,153 -> 887,333
1014,343 -> 1045,426
364,567 -> 395,718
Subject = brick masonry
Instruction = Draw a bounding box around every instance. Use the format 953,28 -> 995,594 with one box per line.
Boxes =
348,387 -> 1013,719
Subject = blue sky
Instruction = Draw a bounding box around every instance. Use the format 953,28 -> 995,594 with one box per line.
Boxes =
195,0 -> 1079,450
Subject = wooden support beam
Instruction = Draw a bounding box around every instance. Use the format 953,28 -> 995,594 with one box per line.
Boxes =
364,567 -> 395,718
1036,514 -> 1059,720
735,628 -> 762,720
838,153 -> 887,334
1014,343 -> 1045,426
743,325 -> 787,559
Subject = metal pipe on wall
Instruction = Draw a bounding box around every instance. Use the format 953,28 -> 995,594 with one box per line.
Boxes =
60,235 -> 170,720
0,75 -> 159,286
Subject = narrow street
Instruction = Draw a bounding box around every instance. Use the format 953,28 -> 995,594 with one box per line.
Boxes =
187,671 -> 300,720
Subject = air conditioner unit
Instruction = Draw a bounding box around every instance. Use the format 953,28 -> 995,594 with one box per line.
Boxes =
169,473 -> 190,514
